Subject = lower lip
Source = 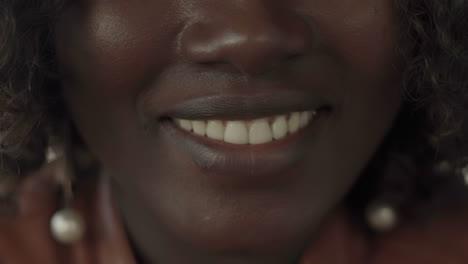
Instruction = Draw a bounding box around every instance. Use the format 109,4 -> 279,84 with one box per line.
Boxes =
160,111 -> 329,188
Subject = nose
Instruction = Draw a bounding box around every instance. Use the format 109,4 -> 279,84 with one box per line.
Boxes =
178,2 -> 314,75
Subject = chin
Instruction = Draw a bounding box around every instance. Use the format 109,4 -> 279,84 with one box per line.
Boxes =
171,211 -> 315,253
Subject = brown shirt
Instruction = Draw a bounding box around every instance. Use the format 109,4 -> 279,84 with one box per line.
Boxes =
1,164 -> 468,264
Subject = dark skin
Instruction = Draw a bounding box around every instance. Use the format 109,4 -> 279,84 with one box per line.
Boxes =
55,0 -> 402,263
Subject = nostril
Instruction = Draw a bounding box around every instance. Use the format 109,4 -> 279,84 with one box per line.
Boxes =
178,10 -> 315,75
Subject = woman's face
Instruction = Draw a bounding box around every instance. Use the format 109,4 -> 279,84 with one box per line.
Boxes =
56,0 -> 402,262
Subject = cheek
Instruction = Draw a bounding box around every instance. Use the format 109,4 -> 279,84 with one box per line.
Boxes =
53,8 -> 144,163
55,2 -> 184,155
55,2 -> 180,99
303,0 -> 397,76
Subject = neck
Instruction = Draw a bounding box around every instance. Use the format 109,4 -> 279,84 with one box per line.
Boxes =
107,175 -> 357,264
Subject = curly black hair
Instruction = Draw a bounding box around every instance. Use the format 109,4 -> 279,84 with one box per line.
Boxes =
0,0 -> 467,222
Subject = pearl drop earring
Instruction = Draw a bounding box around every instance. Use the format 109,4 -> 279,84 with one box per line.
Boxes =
49,172 -> 85,244
366,201 -> 398,232
47,142 -> 86,244
50,208 -> 85,244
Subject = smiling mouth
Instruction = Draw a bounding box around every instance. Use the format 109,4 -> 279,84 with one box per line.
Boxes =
171,110 -> 318,145
152,93 -> 331,186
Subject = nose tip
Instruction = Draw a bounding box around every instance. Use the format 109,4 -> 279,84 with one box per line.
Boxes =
179,11 -> 313,75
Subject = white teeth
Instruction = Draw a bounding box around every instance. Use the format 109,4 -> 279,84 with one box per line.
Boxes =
288,112 -> 301,134
192,120 -> 207,136
271,115 -> 288,140
177,119 -> 193,131
224,121 -> 249,144
206,120 -> 225,140
173,110 -> 318,145
299,111 -> 311,128
249,118 -> 273,145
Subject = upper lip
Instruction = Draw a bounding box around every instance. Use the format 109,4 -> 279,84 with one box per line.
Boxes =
151,91 -> 328,121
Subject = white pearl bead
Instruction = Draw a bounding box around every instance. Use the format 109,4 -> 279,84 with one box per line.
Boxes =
50,208 -> 85,244
366,202 -> 398,232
